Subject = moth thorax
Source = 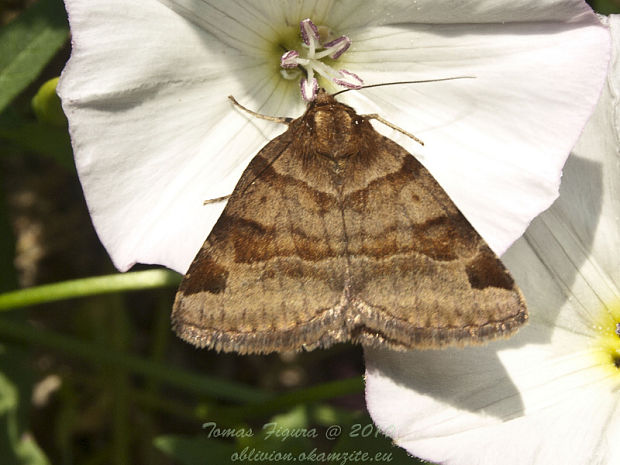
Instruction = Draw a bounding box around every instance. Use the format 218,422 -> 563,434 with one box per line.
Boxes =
312,108 -> 359,159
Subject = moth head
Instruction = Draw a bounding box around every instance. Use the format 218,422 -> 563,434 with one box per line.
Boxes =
308,89 -> 368,159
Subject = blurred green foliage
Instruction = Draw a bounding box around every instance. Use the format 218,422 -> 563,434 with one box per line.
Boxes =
589,0 -> 620,14
0,0 -> 68,114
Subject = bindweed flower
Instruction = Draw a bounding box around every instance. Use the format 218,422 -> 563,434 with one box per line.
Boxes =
365,15 -> 620,465
58,0 -> 610,275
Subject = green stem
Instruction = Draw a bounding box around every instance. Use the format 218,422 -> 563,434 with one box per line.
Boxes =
0,269 -> 181,310
0,318 -> 270,404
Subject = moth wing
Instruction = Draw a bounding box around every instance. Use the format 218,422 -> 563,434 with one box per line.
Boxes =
172,129 -> 350,354
174,102 -> 527,354
342,135 -> 528,349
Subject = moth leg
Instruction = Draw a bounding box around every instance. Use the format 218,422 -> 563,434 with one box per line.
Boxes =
363,114 -> 424,146
203,195 -> 231,206
228,96 -> 293,125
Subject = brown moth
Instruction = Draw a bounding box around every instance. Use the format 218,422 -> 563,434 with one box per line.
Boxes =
172,89 -> 527,354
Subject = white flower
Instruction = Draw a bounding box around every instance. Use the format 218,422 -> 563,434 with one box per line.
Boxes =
58,0 -> 610,274
365,15 -> 620,465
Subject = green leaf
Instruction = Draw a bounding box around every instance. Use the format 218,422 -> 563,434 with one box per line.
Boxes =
0,0 -> 69,113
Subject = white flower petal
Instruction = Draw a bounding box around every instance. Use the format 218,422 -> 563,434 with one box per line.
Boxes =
366,344 -> 616,465
164,0 -> 597,36
327,0 -> 598,28
339,16 -> 609,254
158,0 -> 282,55
503,14 -> 620,334
60,0 -> 610,274
59,0 -> 303,272
365,14 -> 620,465
607,414 -> 620,465
563,15 -> 620,285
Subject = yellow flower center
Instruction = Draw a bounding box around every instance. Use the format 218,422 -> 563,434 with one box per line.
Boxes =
590,299 -> 620,379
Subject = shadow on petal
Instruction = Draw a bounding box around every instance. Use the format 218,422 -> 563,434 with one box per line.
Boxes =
365,344 -> 526,419
504,154 -> 603,343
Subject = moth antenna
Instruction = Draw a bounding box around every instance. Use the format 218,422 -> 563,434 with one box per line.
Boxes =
335,76 -> 476,145
332,76 -> 476,96
363,114 -> 424,146
203,194 -> 231,206
228,96 -> 293,125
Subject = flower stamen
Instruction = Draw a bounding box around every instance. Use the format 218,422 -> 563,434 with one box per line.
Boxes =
280,18 -> 362,101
